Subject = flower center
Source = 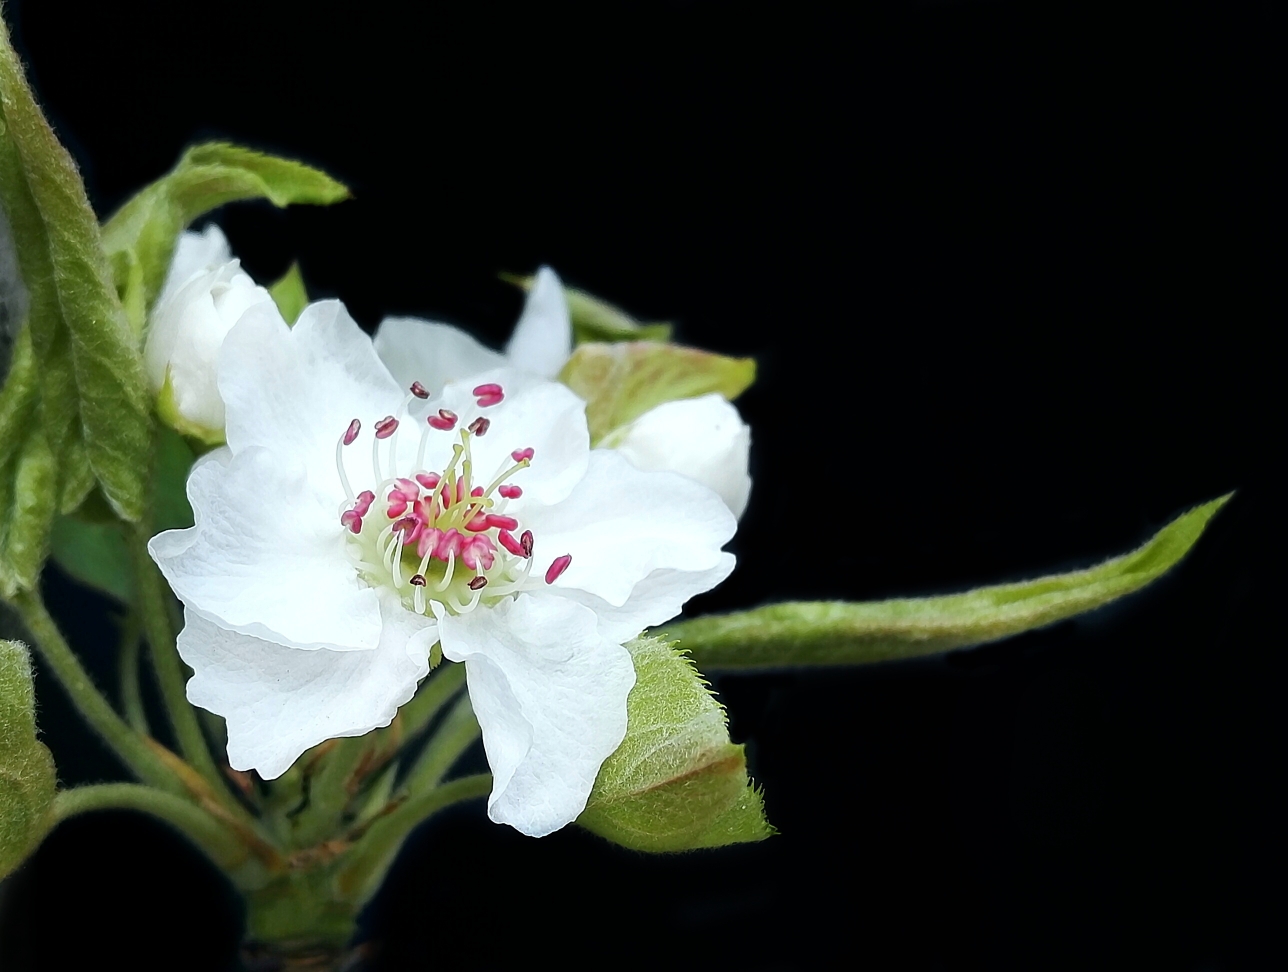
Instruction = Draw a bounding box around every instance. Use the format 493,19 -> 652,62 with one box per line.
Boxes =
333,382 -> 569,616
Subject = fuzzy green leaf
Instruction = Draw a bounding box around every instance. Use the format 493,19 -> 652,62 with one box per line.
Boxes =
268,262 -> 309,325
668,495 -> 1232,670
1,23 -> 152,521
559,342 -> 756,445
577,635 -> 773,851
503,272 -> 672,345
0,639 -> 57,880
101,143 -> 347,332
0,329 -> 54,597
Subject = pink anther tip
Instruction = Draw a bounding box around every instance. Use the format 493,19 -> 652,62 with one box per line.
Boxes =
520,530 -> 534,559
410,381 -> 430,399
428,409 -> 457,431
486,514 -> 519,532
343,419 -> 361,445
473,382 -> 504,397
498,530 -> 525,556
498,484 -> 522,499
340,510 -> 363,534
374,416 -> 399,439
416,473 -> 441,489
511,447 -> 535,463
476,393 -> 504,407
545,554 -> 572,584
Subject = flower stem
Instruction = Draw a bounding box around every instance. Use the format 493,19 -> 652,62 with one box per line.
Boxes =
396,660 -> 467,739
127,522 -> 230,800
52,784 -> 268,884
401,692 -> 480,794
116,610 -> 148,733
10,589 -> 183,794
334,773 -> 491,904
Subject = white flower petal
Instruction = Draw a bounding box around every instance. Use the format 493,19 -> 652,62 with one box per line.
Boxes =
610,393 -> 752,518
158,224 -> 233,305
553,553 -> 737,644
149,446 -> 382,651
219,299 -> 404,488
522,450 -> 736,606
373,317 -> 507,394
504,266 -> 571,379
179,593 -> 435,780
437,594 -> 635,837
403,367 -> 589,509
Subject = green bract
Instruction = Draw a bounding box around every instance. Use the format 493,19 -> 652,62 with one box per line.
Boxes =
268,262 -> 309,325
504,272 -> 673,345
669,495 -> 1232,670
559,341 -> 756,445
577,635 -> 772,851
1,22 -> 151,523
0,639 -> 57,880
101,143 -> 347,336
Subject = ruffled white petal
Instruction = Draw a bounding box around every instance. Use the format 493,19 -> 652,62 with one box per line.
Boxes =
521,450 -> 736,606
373,317 -> 506,394
149,446 -> 382,651
158,224 -> 233,305
437,594 -> 635,837
552,553 -> 736,644
179,592 -> 435,780
504,266 -> 571,378
610,393 -> 752,519
219,300 -> 404,489
402,367 -> 589,510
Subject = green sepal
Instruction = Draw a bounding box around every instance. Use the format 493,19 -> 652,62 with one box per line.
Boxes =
101,142 -> 347,335
0,639 -> 57,880
668,494 -> 1233,670
268,262 -> 309,325
559,342 -> 756,445
502,272 -> 672,345
0,329 -> 54,597
1,22 -> 152,522
155,368 -> 225,445
577,635 -> 773,852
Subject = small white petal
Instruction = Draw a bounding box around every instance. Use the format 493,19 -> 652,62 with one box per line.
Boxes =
178,593 -> 435,780
149,446 -> 383,651
554,553 -> 737,644
504,266 -> 572,378
219,300 -> 404,488
438,594 -> 635,837
157,225 -> 233,305
522,450 -> 736,606
610,393 -> 752,518
373,317 -> 506,394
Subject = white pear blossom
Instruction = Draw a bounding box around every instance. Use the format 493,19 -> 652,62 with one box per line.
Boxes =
144,224 -> 272,439
374,265 -> 753,516
148,299 -> 736,837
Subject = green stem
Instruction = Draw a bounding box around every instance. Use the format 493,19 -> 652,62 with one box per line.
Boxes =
127,523 -> 229,798
335,773 -> 491,903
289,737 -> 371,848
394,661 -> 467,739
402,692 -> 480,794
53,784 -> 262,881
116,611 -> 148,733
11,589 -> 182,793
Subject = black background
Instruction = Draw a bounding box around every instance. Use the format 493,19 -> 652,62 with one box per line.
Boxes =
0,1 -> 1281,969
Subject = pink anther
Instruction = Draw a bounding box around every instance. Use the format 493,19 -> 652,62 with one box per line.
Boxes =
486,514 -> 519,532
468,575 -> 489,591
343,419 -> 361,445
417,527 -> 443,560
374,416 -> 399,439
353,490 -> 375,517
545,554 -> 572,584
393,516 -> 421,545
460,535 -> 496,571
410,381 -> 430,399
520,529 -> 534,558
409,574 -> 427,587
471,486 -> 484,497
498,484 -> 522,499
428,409 -> 458,431
465,513 -> 491,532
435,528 -> 463,561
386,494 -> 409,518
416,472 -> 441,490
511,447 -> 535,462
473,382 -> 504,398
476,392 -> 504,408
498,529 -> 525,556
340,510 -> 363,534
467,417 -> 491,436
395,478 -> 420,498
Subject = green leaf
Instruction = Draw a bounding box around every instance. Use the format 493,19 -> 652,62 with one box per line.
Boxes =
559,342 -> 756,445
268,262 -> 309,325
502,273 -> 672,345
101,142 -> 348,332
667,495 -> 1233,670
1,23 -> 152,521
577,635 -> 773,852
0,639 -> 57,880
0,329 -> 55,597
49,516 -> 132,603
